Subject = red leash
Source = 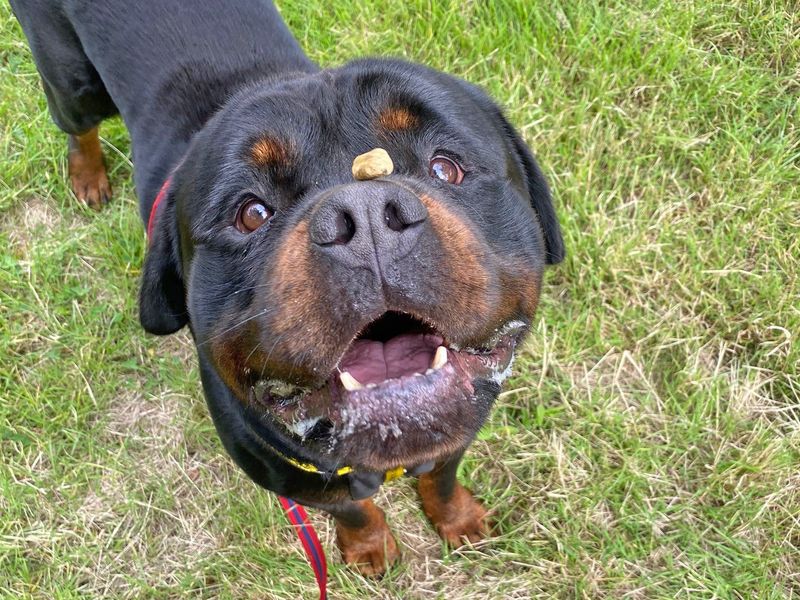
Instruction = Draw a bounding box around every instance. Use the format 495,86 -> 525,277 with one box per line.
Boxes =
278,497 -> 328,600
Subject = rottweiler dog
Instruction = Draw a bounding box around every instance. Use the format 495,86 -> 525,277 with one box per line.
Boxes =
12,0 -> 563,575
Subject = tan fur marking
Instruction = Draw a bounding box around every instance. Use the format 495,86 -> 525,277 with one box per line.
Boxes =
335,499 -> 400,576
420,195 -> 492,324
68,127 -> 111,210
271,220 -> 321,352
250,136 -> 294,167
498,267 -> 541,323
208,221 -> 329,393
378,107 -> 419,131
418,474 -> 490,546
211,337 -> 252,399
268,220 -> 345,376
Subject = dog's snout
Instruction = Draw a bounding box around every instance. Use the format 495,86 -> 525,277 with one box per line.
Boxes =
309,183 -> 427,266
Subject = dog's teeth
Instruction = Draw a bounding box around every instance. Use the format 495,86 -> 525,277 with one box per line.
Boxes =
340,371 -> 363,391
431,346 -> 448,370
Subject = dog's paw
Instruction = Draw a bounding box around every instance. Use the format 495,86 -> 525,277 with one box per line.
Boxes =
68,131 -> 112,210
70,171 -> 111,210
69,157 -> 112,210
336,520 -> 400,577
421,483 -> 490,547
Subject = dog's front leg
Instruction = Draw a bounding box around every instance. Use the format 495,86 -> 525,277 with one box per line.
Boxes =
68,127 -> 112,210
418,451 -> 491,547
327,498 -> 400,577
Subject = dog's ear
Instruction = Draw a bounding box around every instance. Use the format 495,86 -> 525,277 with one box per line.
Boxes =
455,79 -> 564,264
498,113 -> 565,264
139,180 -> 188,334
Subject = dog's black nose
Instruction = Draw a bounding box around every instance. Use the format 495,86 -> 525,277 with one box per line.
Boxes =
309,182 -> 428,267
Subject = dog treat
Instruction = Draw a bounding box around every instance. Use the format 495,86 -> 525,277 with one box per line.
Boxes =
352,147 -> 393,180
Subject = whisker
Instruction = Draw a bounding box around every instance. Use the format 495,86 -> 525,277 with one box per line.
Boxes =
259,332 -> 290,379
245,341 -> 262,364
231,282 -> 275,295
197,308 -> 268,346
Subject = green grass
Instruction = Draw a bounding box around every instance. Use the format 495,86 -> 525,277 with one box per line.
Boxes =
1,1 -> 798,598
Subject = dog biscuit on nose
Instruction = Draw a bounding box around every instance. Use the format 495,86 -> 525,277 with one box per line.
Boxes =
352,148 -> 393,180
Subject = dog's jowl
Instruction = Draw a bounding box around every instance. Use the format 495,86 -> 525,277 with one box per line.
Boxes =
12,0 -> 563,576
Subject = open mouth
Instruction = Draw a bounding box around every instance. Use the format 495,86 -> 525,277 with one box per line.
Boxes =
249,311 -> 524,469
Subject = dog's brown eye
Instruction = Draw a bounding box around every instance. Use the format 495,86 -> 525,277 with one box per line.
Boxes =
236,197 -> 273,233
429,156 -> 464,185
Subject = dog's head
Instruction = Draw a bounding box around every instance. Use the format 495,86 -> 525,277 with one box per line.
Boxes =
140,59 -> 563,472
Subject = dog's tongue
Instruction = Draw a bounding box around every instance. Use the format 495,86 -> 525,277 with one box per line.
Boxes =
339,333 -> 443,385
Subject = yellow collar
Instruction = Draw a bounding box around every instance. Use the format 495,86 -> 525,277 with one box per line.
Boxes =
277,446 -> 406,482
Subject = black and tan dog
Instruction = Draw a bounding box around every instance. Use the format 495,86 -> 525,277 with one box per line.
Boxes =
12,0 -> 563,575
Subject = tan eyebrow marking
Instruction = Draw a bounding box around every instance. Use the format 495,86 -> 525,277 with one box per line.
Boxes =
377,106 -> 420,132
250,136 -> 294,167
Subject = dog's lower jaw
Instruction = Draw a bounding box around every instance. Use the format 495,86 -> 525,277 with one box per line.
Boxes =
246,323 -> 523,473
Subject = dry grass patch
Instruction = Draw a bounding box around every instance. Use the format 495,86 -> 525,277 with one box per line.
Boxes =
3,196 -> 65,258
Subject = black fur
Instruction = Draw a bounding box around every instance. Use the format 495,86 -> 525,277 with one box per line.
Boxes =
139,182 -> 188,334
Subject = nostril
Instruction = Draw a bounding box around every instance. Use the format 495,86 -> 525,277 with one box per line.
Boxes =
384,202 -> 405,232
384,197 -> 428,233
332,211 -> 356,245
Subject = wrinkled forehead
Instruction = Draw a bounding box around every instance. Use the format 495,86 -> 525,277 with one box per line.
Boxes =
224,67 -> 503,169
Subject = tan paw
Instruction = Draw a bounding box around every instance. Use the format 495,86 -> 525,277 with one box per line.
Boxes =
336,520 -> 400,576
69,166 -> 112,210
68,128 -> 112,210
420,481 -> 491,547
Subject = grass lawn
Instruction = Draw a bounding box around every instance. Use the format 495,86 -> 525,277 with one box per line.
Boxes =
1,1 -> 798,598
